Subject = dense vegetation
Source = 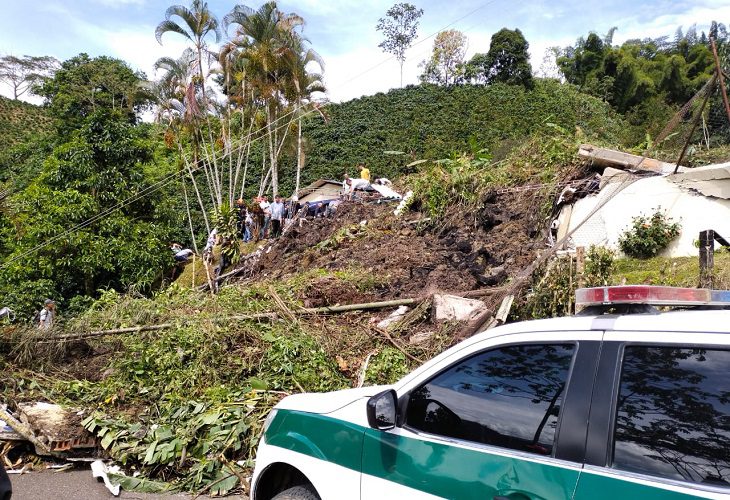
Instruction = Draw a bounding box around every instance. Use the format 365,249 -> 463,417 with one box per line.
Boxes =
0,95 -> 51,152
300,79 -> 627,185
0,2 -> 729,494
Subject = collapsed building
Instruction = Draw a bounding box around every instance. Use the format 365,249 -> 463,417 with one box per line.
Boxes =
555,145 -> 730,257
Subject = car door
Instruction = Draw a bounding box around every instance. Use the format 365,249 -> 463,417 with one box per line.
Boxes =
575,332 -> 730,500
360,331 -> 602,500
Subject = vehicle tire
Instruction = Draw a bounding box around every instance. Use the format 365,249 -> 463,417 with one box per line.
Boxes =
272,484 -> 320,500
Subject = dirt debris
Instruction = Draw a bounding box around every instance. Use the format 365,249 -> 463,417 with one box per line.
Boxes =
237,186 -> 556,300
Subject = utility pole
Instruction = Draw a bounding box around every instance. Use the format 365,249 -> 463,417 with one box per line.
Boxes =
710,38 -> 730,124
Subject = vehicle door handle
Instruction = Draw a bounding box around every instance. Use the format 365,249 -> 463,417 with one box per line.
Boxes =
494,497 -> 510,500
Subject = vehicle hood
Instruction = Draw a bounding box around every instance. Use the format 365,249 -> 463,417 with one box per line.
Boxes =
274,385 -> 390,415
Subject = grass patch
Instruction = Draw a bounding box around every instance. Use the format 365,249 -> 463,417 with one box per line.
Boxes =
611,253 -> 730,288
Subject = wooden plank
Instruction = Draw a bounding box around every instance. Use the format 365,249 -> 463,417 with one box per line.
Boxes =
578,144 -> 675,173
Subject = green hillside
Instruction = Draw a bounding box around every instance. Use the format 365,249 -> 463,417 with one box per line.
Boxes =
298,79 -> 629,185
0,95 -> 51,151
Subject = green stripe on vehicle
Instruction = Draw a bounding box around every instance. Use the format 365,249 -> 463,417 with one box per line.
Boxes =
265,409 -> 365,472
266,410 -> 580,499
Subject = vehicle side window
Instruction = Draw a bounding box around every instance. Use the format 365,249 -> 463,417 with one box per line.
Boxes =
613,346 -> 730,487
405,344 -> 575,456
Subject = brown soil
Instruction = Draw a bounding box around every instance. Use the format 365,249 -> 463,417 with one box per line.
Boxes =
241,187 -> 553,302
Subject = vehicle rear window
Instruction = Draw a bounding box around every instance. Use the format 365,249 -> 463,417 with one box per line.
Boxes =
405,344 -> 575,456
613,346 -> 730,487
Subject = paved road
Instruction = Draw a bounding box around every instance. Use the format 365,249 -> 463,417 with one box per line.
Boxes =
9,468 -> 247,500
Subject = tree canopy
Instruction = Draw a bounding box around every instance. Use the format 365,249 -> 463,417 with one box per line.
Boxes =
466,28 -> 533,88
419,30 -> 467,86
36,54 -> 153,134
0,54 -> 59,100
556,26 -> 719,112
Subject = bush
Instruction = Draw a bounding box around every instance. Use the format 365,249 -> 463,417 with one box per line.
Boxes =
619,209 -> 681,258
584,245 -> 615,286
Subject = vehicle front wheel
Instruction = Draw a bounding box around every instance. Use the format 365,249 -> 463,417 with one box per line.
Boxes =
272,485 -> 320,500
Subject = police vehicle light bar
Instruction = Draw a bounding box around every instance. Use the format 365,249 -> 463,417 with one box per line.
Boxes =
576,285 -> 730,307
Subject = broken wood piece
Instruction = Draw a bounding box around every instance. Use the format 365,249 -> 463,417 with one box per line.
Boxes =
268,285 -> 298,323
494,295 -> 514,324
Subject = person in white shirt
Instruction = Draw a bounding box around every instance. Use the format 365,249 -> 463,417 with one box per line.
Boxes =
269,195 -> 285,238
260,196 -> 271,238
39,299 -> 55,329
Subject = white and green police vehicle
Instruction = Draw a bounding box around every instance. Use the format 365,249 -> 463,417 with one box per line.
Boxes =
252,285 -> 730,500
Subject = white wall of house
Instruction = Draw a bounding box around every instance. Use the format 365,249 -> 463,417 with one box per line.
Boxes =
557,172 -> 730,257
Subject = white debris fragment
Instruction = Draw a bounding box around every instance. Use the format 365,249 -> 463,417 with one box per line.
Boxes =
394,191 -> 414,216
433,294 -> 487,322
91,459 -> 123,496
376,306 -> 411,330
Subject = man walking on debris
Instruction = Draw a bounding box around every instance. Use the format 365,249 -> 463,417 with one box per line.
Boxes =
235,198 -> 246,238
251,197 -> 264,241
269,195 -> 285,238
39,299 -> 55,329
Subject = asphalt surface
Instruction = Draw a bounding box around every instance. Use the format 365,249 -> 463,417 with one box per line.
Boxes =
9,468 -> 247,500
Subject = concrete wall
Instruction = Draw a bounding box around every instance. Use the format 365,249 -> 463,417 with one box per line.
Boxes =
557,175 -> 730,257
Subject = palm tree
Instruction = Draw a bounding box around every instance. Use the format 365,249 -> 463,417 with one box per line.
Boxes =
286,46 -> 327,196
155,0 -> 221,100
153,48 -> 212,236
223,1 -> 305,196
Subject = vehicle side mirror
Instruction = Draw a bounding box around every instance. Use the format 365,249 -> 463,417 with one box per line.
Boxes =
366,389 -> 397,430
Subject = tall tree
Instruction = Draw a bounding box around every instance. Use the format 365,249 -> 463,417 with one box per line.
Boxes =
376,2 -> 424,87
419,30 -> 468,85
224,1 -> 306,197
467,28 -> 533,88
35,53 -> 153,134
0,55 -> 59,100
155,0 -> 221,99
0,56 -> 176,315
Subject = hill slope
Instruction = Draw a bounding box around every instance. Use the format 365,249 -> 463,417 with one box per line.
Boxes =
0,95 -> 51,152
297,79 -> 629,188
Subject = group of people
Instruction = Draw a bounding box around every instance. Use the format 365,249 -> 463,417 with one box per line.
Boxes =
236,194 -> 297,242
169,162 -> 382,268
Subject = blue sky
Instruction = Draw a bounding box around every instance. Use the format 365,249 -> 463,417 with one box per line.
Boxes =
0,0 -> 728,102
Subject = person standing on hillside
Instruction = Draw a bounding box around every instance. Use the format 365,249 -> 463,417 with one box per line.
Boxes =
235,198 -> 247,238
260,195 -> 271,239
358,163 -> 371,182
39,299 -> 56,329
269,195 -> 285,238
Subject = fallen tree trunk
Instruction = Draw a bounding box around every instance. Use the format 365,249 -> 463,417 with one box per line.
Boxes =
38,299 -> 419,343
39,312 -> 279,342
0,406 -> 55,456
300,298 -> 417,315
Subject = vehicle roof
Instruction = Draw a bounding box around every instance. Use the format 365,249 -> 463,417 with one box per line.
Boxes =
483,309 -> 730,338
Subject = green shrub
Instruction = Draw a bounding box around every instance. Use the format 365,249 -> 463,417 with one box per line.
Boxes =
364,347 -> 409,385
619,210 -> 681,258
584,245 -> 615,286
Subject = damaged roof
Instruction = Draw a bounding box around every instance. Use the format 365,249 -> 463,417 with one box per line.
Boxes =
669,162 -> 730,199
